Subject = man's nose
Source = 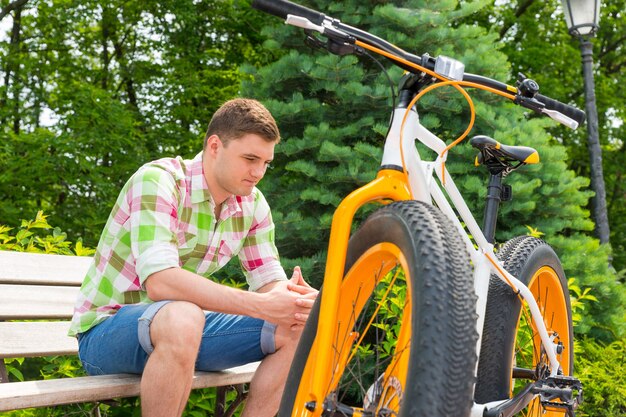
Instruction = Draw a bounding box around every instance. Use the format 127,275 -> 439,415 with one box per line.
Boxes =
251,163 -> 266,178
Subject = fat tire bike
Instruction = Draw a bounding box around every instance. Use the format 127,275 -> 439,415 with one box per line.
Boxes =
251,1 -> 585,416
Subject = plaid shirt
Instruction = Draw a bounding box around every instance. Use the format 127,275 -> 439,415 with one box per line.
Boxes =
69,152 -> 287,336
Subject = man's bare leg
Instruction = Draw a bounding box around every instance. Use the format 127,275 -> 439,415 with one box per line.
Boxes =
241,325 -> 300,417
140,301 -> 206,417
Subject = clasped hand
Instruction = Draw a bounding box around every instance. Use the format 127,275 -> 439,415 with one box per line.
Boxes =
261,266 -> 318,331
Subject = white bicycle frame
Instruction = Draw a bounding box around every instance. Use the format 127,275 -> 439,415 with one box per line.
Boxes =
381,106 -> 563,414
280,13 -> 578,415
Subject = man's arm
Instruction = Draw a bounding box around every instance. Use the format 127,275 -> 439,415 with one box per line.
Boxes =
145,267 -> 309,328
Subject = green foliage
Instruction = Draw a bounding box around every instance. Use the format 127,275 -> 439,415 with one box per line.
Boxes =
568,277 -> 599,328
3,358 -> 25,383
0,210 -> 94,256
524,225 -> 545,238
575,338 -> 626,417
0,0 -> 274,244
552,233 -> 625,340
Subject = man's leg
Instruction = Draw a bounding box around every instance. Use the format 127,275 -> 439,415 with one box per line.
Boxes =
140,301 -> 206,417
241,325 -> 301,417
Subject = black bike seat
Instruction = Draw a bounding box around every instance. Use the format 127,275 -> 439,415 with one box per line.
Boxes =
470,135 -> 539,166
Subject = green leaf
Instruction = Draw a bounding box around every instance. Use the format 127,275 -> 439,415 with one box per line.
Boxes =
15,229 -> 33,242
7,366 -> 24,382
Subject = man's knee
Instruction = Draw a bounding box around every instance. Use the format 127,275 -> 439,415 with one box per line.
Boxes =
274,324 -> 303,353
150,301 -> 206,358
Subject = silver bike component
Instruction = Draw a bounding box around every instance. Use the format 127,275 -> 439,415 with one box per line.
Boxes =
285,14 -> 324,33
542,108 -> 579,129
434,55 -> 465,81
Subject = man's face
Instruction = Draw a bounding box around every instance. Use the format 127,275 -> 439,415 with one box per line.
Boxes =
207,133 -> 275,202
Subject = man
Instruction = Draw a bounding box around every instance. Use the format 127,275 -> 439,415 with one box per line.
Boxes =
69,98 -> 318,417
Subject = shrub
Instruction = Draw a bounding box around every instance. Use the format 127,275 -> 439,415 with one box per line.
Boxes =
575,338 -> 626,416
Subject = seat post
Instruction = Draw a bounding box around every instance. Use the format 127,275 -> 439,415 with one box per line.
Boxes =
483,173 -> 504,244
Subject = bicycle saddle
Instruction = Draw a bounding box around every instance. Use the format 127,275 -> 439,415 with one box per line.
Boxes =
470,135 -> 539,174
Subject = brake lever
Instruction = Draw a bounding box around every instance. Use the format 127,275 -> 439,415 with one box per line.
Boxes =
288,15 -> 360,56
286,15 -> 324,32
514,95 -> 579,130
542,109 -> 579,130
286,15 -> 355,43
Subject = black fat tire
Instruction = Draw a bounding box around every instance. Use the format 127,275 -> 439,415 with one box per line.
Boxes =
279,200 -> 478,417
475,236 -> 573,405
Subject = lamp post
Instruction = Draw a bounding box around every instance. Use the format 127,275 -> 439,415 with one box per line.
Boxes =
561,0 -> 610,245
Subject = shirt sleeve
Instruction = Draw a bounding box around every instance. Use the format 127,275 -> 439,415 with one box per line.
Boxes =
127,165 -> 181,285
239,191 -> 287,291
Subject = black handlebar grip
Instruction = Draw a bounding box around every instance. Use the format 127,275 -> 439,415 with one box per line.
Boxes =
252,0 -> 326,25
535,94 -> 586,126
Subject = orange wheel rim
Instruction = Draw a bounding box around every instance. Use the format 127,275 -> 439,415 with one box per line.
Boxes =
291,243 -> 412,416
513,266 -> 571,417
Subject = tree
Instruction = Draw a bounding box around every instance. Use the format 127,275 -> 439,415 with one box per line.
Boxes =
0,0 -> 272,242
242,0 -> 624,340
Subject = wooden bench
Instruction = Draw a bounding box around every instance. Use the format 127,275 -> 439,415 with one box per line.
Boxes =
0,250 -> 259,415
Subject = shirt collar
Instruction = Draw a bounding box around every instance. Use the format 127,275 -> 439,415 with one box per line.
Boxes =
221,194 -> 244,219
190,152 -> 212,204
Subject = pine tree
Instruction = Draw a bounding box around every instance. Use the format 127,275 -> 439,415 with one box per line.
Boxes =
242,0 -> 623,340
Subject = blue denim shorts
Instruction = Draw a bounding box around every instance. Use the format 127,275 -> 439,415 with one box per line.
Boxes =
77,301 -> 276,375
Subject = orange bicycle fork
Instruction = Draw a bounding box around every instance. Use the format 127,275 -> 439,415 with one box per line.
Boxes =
303,168 -> 412,414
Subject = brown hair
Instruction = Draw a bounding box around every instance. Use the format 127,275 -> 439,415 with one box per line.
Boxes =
203,98 -> 280,149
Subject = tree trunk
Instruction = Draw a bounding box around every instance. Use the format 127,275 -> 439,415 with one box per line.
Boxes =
100,5 -> 111,89
112,39 -> 138,109
9,5 -> 23,134
0,0 -> 29,22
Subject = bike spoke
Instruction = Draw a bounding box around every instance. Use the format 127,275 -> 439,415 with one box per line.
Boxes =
323,262 -> 408,416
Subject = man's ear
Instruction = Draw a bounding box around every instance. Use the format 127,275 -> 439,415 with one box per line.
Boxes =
205,135 -> 222,156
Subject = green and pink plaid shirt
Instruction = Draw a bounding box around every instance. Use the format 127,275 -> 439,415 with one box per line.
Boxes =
69,152 -> 287,336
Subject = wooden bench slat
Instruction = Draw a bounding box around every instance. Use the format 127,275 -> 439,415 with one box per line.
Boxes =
0,284 -> 78,319
0,251 -> 91,286
0,362 -> 259,411
0,322 -> 77,358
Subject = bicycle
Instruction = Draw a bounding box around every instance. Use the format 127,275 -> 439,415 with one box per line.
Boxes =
251,1 -> 585,416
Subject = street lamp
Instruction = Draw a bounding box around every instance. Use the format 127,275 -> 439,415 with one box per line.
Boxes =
562,0 -> 600,37
561,0 -> 610,245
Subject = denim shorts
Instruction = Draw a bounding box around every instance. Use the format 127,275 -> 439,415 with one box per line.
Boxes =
77,301 -> 276,375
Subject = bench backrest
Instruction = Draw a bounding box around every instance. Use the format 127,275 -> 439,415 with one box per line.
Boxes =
0,251 -> 92,359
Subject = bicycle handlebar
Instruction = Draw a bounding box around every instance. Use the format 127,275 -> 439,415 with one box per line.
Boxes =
252,0 -> 326,25
536,94 -> 586,126
251,0 -> 585,129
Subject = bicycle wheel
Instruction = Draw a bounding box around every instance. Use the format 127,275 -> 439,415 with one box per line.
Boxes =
475,236 -> 574,416
279,200 -> 478,417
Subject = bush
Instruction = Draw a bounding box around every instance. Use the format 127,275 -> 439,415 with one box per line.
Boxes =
0,210 -> 94,256
575,338 -> 626,416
